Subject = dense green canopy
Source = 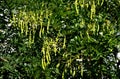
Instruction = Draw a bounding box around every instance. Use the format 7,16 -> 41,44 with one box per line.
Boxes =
0,0 -> 120,79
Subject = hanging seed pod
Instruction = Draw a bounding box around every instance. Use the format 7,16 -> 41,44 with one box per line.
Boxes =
42,27 -> 44,35
42,47 -> 45,55
70,68 -> 73,75
62,71 -> 65,79
12,14 -> 16,27
46,9 -> 49,19
85,3 -> 89,8
81,64 -> 83,77
97,0 -> 100,5
88,23 -> 91,30
46,45 -> 51,64
47,19 -> 50,33
17,19 -> 21,28
97,24 -> 100,35
63,36 -> 66,48
39,28 -> 42,38
56,63 -> 60,68
92,23 -> 96,32
80,19 -> 85,28
25,22 -> 28,36
75,0 -> 79,15
20,20 -> 24,34
72,70 -> 76,77
101,0 -> 104,6
90,0 -> 96,19
42,58 -> 46,70
67,61 -> 70,67
53,43 -> 57,55
64,68 -> 67,73
39,10 -> 43,38
86,30 -> 90,40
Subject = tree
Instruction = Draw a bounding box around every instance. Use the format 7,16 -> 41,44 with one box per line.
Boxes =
1,0 -> 120,79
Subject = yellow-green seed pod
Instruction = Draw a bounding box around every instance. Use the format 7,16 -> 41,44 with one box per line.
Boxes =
53,43 -> 57,55
92,23 -> 95,32
63,36 -> 66,48
86,30 -> 90,39
25,22 -> 28,36
67,62 -> 70,67
42,47 -> 45,55
46,47 -> 50,61
64,68 -> 67,73
42,27 -> 44,35
47,19 -> 50,33
90,12 -> 93,19
32,35 -> 35,43
70,69 -> 73,75
98,0 -> 100,5
42,58 -> 46,70
56,63 -> 60,68
75,0 -> 79,15
12,14 -> 16,27
56,36 -> 59,42
62,72 -> 65,79
21,21 -> 24,34
46,9 -> 48,19
101,0 -> 104,6
39,29 -> 42,38
81,64 -> 83,77
90,0 -> 96,19
80,19 -> 85,28
97,24 -> 100,34
72,70 -> 76,77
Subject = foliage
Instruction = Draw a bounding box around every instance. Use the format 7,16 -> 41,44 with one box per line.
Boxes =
1,0 -> 120,79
